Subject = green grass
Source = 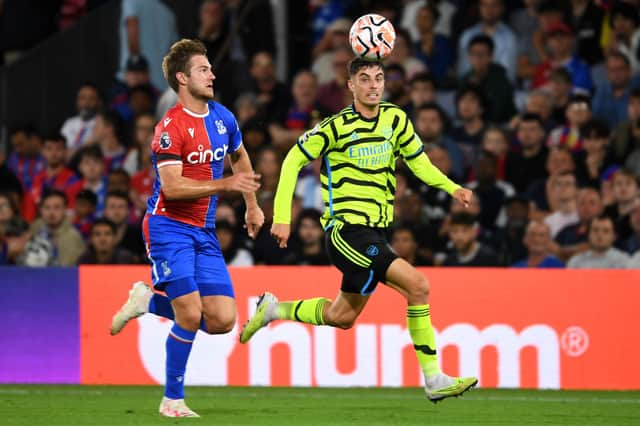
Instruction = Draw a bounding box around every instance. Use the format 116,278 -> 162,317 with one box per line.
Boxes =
0,386 -> 638,425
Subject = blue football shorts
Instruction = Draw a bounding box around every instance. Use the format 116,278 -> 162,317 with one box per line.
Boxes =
142,214 -> 234,300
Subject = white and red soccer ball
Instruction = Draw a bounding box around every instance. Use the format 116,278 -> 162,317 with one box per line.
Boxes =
349,13 -> 396,61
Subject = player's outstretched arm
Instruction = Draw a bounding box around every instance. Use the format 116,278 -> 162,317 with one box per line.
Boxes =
271,145 -> 313,248
229,145 -> 265,239
158,163 -> 260,200
404,152 -> 472,207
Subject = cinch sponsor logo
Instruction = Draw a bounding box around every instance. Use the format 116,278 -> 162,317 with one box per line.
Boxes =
135,298 -> 572,389
186,144 -> 228,164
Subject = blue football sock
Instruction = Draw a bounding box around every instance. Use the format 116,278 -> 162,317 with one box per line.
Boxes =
150,293 -> 209,333
149,293 -> 174,320
165,323 -> 196,399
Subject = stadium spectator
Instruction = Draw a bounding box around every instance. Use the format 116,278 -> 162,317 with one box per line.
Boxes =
512,220 -> 564,267
197,0 -> 250,106
30,133 -> 79,206
254,147 -> 281,201
604,2 -> 640,72
480,126 -> 510,181
129,140 -> 154,220
0,192 -> 29,265
548,68 -> 573,125
268,70 -> 329,152
467,150 -> 516,230
547,94 -> 592,152
103,191 -> 144,262
0,156 -> 23,203
317,46 -> 354,113
60,82 -> 103,157
413,145 -> 453,222
405,72 -> 437,121
569,0 -> 604,66
249,51 -> 291,123
442,211 -> 500,266
86,110 -> 127,173
383,64 -> 411,111
215,220 -> 254,267
553,187 -> 603,262
457,0 -> 517,82
295,158 -> 323,213
449,85 -> 488,173
234,93 -> 259,128
460,34 -> 516,124
107,169 -> 131,195
532,21 -> 593,93
285,208 -> 330,265
627,250 -> 640,268
78,218 -> 135,264
7,124 -> 44,192
241,118 -> 270,162
592,52 -> 636,129
118,0 -> 179,90
603,168 -> 639,242
384,28 -> 427,80
401,0 -> 457,40
574,119 -> 616,189
414,103 -> 464,180
509,0 -> 542,82
494,195 -> 530,266
508,89 -> 556,133
68,146 -> 108,216
19,190 -> 85,267
414,3 -> 454,82
543,171 -> 579,238
122,112 -> 154,176
390,224 -> 432,266
526,146 -> 575,214
72,189 -> 97,241
111,56 -> 160,123
311,17 -> 352,85
622,200 -> 640,254
611,88 -> 640,166
567,215 -> 630,268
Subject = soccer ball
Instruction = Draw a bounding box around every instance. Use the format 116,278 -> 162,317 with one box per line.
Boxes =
349,14 -> 396,61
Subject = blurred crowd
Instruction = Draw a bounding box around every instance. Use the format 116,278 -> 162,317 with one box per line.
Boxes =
1,0 -> 640,269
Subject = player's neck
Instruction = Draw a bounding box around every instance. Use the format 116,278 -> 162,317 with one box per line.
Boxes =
353,100 -> 379,120
179,91 -> 209,115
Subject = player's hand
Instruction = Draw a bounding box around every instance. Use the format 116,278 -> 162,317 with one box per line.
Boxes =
223,172 -> 261,193
271,223 -> 290,249
244,205 -> 264,240
453,187 -> 473,208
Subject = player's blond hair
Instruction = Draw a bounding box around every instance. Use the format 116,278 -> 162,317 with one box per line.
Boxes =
162,38 -> 208,92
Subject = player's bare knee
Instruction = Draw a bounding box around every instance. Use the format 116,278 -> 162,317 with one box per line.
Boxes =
407,274 -> 430,304
175,308 -> 203,331
204,314 -> 236,334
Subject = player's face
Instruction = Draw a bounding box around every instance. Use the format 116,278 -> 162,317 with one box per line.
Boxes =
349,65 -> 384,109
186,54 -> 216,101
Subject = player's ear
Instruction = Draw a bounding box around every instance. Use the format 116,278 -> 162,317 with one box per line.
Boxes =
347,78 -> 354,92
176,71 -> 188,86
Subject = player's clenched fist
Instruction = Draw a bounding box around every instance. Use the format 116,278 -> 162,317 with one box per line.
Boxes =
223,172 -> 261,193
270,223 -> 290,248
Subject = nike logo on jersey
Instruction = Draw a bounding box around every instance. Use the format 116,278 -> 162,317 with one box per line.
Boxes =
188,128 -> 195,138
164,118 -> 172,127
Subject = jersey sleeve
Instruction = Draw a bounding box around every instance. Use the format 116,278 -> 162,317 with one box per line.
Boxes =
273,122 -> 334,224
151,121 -> 184,169
296,123 -> 333,160
396,112 -> 425,161
220,103 -> 243,153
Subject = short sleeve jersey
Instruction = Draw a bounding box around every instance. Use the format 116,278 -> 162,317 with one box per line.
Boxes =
296,102 -> 424,228
146,101 -> 242,228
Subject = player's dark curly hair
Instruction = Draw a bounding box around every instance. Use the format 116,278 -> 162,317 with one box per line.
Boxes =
162,38 -> 208,92
348,57 -> 385,78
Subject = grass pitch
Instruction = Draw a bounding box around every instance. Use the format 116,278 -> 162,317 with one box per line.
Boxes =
0,385 -> 638,425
